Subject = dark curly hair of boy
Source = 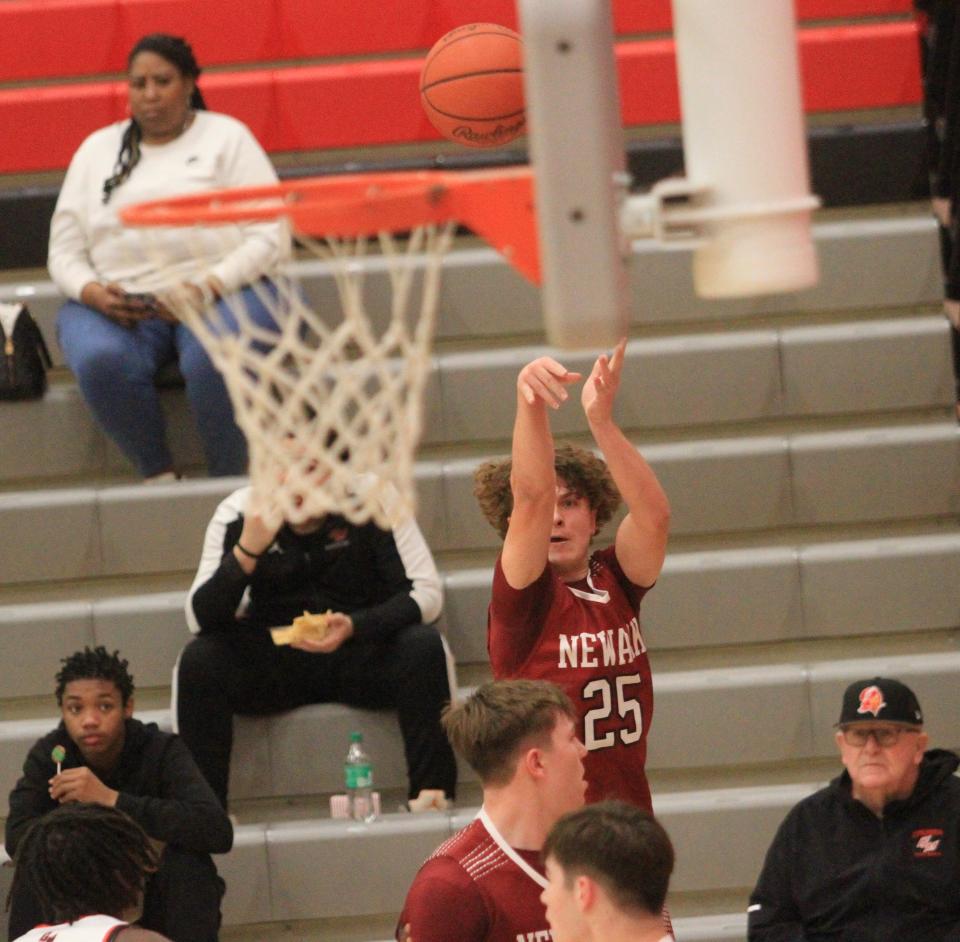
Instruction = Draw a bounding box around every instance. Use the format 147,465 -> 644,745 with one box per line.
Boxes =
55,646 -> 135,706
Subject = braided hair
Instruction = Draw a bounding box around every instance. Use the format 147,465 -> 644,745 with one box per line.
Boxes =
102,33 -> 207,204
8,803 -> 158,924
55,646 -> 134,706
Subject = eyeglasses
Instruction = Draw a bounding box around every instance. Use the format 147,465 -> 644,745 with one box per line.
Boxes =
840,726 -> 921,747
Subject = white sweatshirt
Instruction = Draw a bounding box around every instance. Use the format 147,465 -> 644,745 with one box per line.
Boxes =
48,111 -> 286,299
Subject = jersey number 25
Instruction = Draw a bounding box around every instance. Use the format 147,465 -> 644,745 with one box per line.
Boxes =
582,674 -> 643,751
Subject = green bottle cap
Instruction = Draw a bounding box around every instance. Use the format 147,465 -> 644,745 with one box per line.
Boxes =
349,732 -> 362,742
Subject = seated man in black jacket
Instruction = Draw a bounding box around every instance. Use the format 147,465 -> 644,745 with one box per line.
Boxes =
174,483 -> 457,810
748,676 -> 960,941
5,647 -> 232,942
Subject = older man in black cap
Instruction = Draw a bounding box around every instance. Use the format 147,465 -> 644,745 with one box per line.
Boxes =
748,676 -> 960,941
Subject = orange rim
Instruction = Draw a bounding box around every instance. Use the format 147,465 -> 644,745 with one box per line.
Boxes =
120,167 -> 541,284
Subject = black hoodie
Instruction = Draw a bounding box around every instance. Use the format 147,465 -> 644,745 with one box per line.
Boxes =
5,717 -> 232,857
748,749 -> 960,942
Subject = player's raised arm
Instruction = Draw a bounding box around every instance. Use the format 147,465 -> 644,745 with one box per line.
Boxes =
501,356 -> 582,589
582,339 -> 670,587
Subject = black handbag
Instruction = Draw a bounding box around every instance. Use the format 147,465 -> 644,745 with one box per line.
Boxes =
0,302 -> 53,401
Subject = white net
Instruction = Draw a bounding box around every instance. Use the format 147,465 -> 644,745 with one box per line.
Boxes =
161,221 -> 456,529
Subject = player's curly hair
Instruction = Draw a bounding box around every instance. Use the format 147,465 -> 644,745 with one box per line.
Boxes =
9,803 -> 158,925
473,442 -> 620,539
55,647 -> 135,706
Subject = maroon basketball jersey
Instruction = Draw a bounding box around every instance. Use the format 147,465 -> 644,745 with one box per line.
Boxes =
398,811 -> 551,942
488,546 -> 654,810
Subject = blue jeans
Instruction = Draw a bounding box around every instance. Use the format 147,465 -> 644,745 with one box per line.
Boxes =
57,285 -> 275,478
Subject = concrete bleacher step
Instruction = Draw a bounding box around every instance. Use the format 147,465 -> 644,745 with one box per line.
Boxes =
1,312 -> 953,486
2,530 -> 959,699
670,913 -> 748,942
1,420 -> 957,586
3,650 -> 958,814
0,213 -> 944,363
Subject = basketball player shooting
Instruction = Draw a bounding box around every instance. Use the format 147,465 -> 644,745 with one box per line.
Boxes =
475,338 -> 670,811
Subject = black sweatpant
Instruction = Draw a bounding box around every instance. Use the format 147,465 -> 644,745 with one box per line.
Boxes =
7,845 -> 224,942
174,623 -> 458,807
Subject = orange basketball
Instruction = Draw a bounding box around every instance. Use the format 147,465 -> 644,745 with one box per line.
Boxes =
420,23 -> 525,149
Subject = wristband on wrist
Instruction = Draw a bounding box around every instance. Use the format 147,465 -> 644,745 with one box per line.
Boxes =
235,541 -> 264,560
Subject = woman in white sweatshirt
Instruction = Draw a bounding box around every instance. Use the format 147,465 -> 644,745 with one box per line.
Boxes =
48,33 -> 285,481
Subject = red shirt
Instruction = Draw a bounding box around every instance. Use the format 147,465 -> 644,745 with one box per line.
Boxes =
488,546 -> 654,810
398,812 -> 551,942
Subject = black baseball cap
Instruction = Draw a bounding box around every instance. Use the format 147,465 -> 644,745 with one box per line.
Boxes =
836,677 -> 924,727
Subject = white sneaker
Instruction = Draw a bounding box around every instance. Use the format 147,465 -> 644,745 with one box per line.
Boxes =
407,789 -> 449,813
143,470 -> 179,485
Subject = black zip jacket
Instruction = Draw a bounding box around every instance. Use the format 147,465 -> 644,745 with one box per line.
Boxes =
5,718 -> 233,857
748,749 -> 960,941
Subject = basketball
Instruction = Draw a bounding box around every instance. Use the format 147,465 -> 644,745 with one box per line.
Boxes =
420,23 -> 525,149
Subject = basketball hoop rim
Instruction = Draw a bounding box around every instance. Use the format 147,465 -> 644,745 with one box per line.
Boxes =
119,166 -> 526,231
120,166 -> 541,283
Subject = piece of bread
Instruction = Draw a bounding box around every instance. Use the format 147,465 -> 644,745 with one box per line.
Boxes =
270,610 -> 331,645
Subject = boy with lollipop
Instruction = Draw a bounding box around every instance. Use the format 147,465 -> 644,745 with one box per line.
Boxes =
5,647 -> 231,942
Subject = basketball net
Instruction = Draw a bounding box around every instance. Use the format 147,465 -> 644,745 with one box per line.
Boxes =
122,169 -> 537,528
160,221 -> 455,529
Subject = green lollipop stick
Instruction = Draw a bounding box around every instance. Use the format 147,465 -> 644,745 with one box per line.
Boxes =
51,744 -> 66,774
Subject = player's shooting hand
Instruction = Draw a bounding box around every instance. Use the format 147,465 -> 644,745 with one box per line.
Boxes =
49,767 -> 119,807
397,923 -> 414,942
582,337 -> 626,427
292,612 -> 354,654
517,356 -> 582,410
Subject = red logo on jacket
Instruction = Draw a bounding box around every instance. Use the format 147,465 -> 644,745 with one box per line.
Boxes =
913,828 -> 944,858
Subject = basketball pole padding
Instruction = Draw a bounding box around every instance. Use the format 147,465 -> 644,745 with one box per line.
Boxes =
670,0 -> 820,297
518,0 -> 631,350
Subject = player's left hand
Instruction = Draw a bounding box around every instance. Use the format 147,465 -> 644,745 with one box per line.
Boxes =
49,767 -> 119,807
582,337 -> 626,426
397,923 -> 413,942
292,611 -> 354,654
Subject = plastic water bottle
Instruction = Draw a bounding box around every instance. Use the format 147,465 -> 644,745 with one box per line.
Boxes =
344,732 -> 376,822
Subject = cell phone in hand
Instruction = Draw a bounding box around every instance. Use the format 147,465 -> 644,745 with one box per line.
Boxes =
123,292 -> 159,310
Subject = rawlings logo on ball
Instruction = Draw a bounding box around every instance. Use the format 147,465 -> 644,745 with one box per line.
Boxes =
857,684 -> 887,717
452,119 -> 526,146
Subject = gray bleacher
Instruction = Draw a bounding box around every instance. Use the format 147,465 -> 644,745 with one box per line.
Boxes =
1,211 -> 958,942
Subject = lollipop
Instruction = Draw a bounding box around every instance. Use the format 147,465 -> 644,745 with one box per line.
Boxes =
51,744 -> 66,774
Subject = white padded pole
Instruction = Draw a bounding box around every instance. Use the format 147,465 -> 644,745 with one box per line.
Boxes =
671,0 -> 819,296
518,0 -> 629,349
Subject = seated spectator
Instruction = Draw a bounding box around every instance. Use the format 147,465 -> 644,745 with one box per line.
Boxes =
175,482 -> 457,810
10,803 -> 171,941
48,33 -> 285,481
541,801 -> 675,942
5,647 -> 231,942
748,676 -> 960,940
397,679 -> 587,942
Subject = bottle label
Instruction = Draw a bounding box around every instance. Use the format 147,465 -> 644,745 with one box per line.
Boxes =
345,764 -> 372,789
